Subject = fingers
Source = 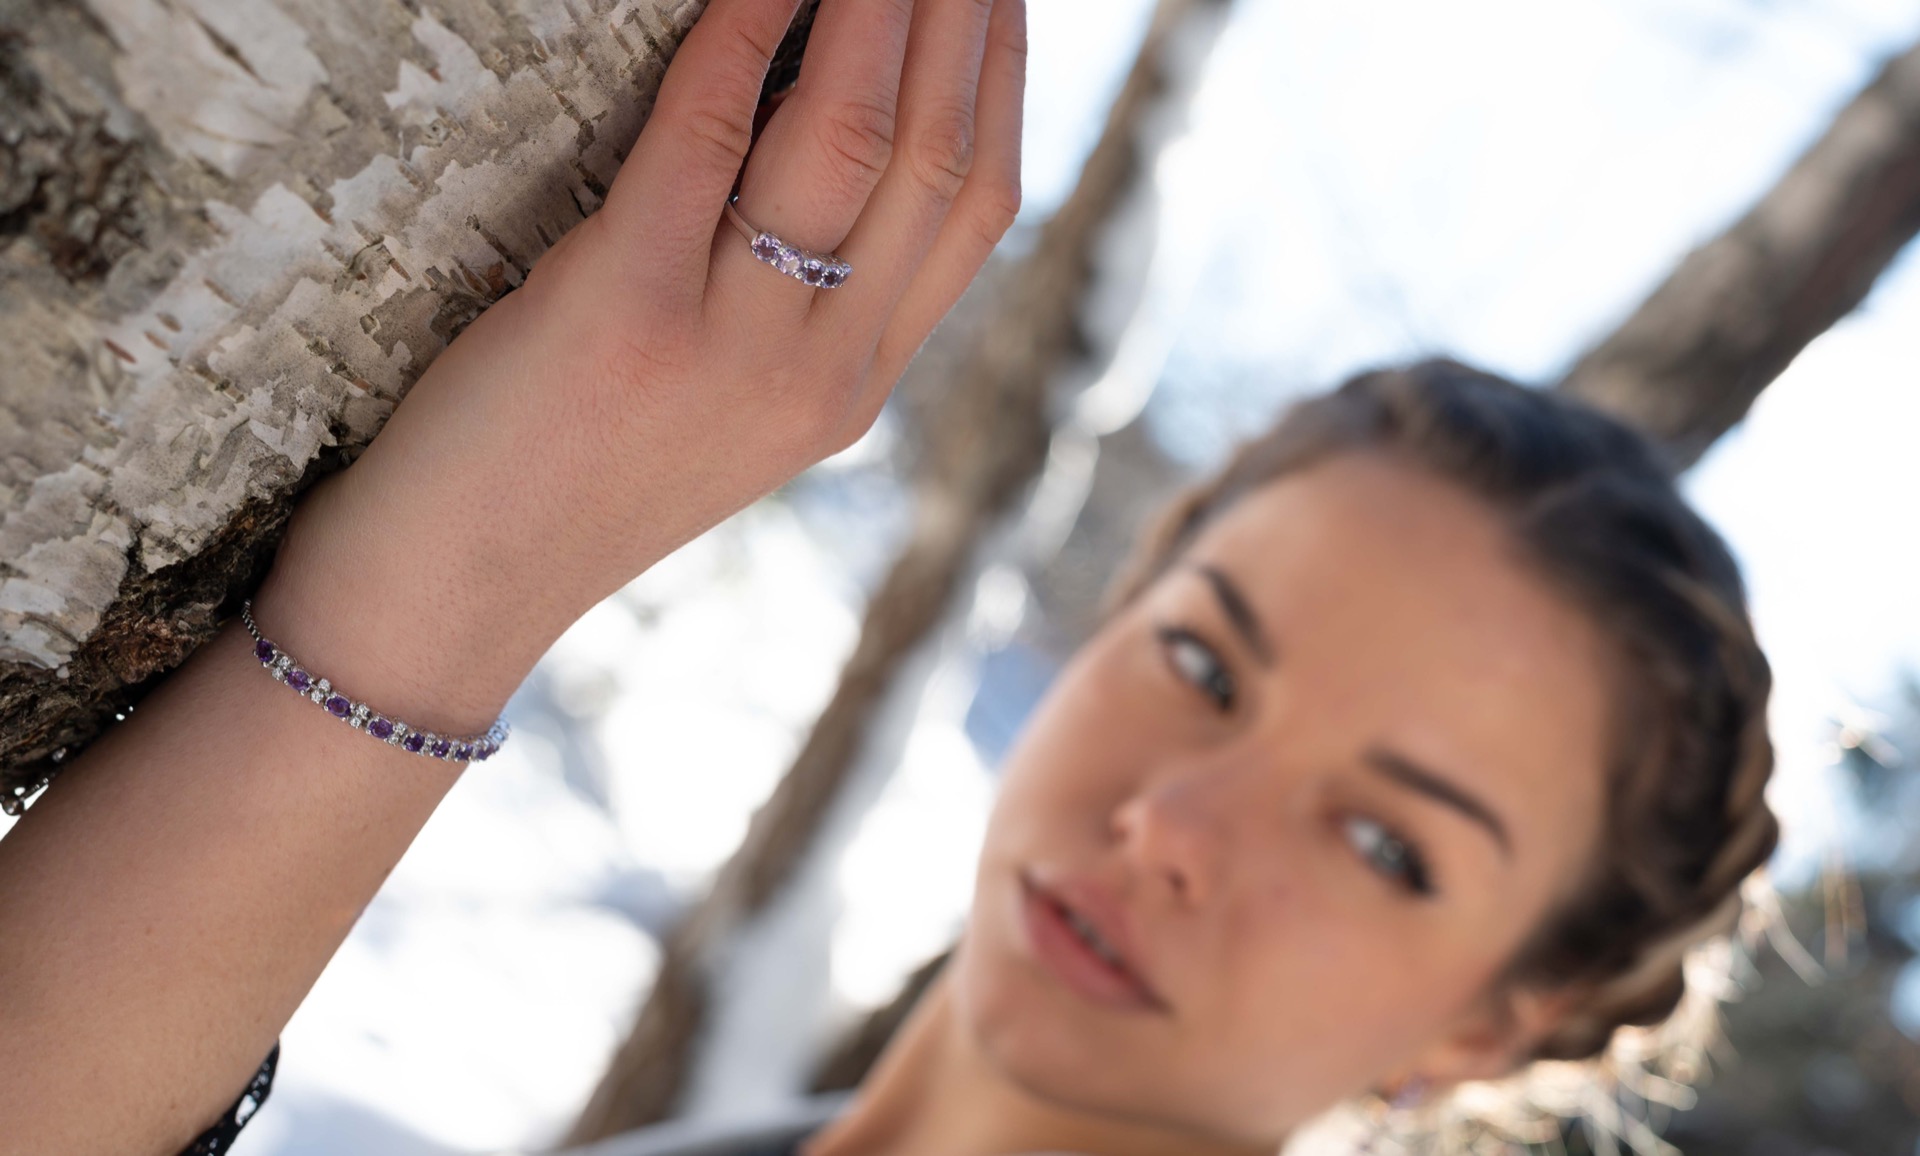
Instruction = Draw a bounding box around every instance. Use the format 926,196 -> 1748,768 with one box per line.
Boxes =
812,0 -> 999,348
596,0 -> 804,301
711,0 -> 917,319
863,0 -> 1024,400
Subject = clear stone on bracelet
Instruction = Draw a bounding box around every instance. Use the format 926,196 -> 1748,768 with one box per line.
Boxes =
240,599 -> 506,765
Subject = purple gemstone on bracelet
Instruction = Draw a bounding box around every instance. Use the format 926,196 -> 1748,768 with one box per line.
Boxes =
402,732 -> 426,753
431,738 -> 451,758
369,717 -> 394,740
453,744 -> 472,761
325,694 -> 352,718
254,640 -> 275,664
286,669 -> 311,692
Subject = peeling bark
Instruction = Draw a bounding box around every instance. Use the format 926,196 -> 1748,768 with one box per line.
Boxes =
0,0 -> 820,809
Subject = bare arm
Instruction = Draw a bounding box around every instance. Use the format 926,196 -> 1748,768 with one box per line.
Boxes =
0,0 -> 1026,1149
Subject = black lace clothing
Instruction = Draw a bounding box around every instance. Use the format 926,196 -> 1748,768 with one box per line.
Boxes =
172,1047 -> 842,1156
178,1043 -> 278,1155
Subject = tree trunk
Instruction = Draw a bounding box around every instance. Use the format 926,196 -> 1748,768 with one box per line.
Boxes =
1556,38 -> 1920,467
0,0 -> 820,810
562,0 -> 1234,1141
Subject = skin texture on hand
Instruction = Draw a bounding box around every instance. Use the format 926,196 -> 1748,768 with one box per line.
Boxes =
0,0 -> 1026,1150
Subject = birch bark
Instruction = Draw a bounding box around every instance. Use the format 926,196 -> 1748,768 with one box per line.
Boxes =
0,0 -> 819,808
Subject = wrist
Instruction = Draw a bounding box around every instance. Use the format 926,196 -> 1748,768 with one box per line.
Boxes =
250,467 -> 574,737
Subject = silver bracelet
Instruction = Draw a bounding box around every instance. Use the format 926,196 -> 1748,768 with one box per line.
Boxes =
242,599 -> 508,763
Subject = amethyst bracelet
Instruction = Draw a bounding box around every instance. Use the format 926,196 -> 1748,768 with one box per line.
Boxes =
241,599 -> 508,763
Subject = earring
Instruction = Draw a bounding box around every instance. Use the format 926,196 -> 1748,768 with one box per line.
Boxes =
1357,1075 -> 1429,1155
1390,1074 -> 1429,1110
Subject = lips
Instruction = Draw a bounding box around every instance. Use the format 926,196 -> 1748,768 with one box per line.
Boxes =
1018,867 -> 1169,1013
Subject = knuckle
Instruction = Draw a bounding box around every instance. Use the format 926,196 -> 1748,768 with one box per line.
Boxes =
829,412 -> 874,459
679,102 -> 755,171
906,106 -> 977,201
977,174 -> 1022,241
698,9 -> 786,74
594,330 -> 681,397
995,3 -> 1030,64
816,96 -> 896,188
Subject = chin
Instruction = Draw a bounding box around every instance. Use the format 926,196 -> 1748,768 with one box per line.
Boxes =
949,892 -> 1326,1148
952,943 -> 1296,1151
950,890 -> 1185,1127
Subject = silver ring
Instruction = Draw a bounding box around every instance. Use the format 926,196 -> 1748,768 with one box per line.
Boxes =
725,196 -> 853,289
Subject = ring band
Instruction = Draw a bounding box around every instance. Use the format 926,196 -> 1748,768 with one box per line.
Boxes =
726,196 -> 853,289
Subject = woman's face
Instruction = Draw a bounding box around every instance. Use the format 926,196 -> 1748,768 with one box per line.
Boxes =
954,451 -> 1614,1146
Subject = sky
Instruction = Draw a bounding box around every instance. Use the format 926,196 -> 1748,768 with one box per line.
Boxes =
9,0 -> 1920,1152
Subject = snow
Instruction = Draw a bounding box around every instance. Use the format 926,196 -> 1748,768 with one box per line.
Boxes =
5,0 -> 1919,1150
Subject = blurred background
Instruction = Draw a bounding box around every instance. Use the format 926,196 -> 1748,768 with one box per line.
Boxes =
12,0 -> 1913,1151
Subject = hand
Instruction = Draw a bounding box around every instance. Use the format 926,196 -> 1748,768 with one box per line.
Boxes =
290,0 -> 1027,674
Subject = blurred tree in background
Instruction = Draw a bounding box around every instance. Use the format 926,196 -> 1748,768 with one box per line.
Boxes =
6,1 -> 1920,1152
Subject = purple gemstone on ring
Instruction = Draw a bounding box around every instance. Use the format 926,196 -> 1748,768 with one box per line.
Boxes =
254,640 -> 275,663
325,694 -> 352,718
431,739 -> 451,758
369,717 -> 394,740
820,265 -> 846,289
286,669 -> 311,692
776,247 -> 803,275
801,257 -> 826,285
751,233 -> 782,262
402,732 -> 426,753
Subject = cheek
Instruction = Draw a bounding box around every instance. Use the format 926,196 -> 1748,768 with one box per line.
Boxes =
1201,870 -> 1578,1122
987,637 -> 1183,822
1213,913 -> 1445,1076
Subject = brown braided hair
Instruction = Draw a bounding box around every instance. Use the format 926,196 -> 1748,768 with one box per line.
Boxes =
1098,358 -> 1780,1067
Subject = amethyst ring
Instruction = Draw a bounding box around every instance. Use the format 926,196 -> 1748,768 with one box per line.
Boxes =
240,599 -> 509,764
725,195 -> 852,289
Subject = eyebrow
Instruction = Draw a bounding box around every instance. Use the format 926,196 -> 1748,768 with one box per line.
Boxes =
1365,748 -> 1513,858
1193,564 -> 1274,666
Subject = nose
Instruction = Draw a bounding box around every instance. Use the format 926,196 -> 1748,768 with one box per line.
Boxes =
1110,768 -> 1231,908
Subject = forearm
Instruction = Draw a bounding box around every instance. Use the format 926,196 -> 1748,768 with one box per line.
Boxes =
0,0 -> 1023,1141
0,467 -> 577,1156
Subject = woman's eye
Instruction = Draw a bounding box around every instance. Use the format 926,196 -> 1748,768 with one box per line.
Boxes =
1155,625 -> 1235,710
1343,815 -> 1436,898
